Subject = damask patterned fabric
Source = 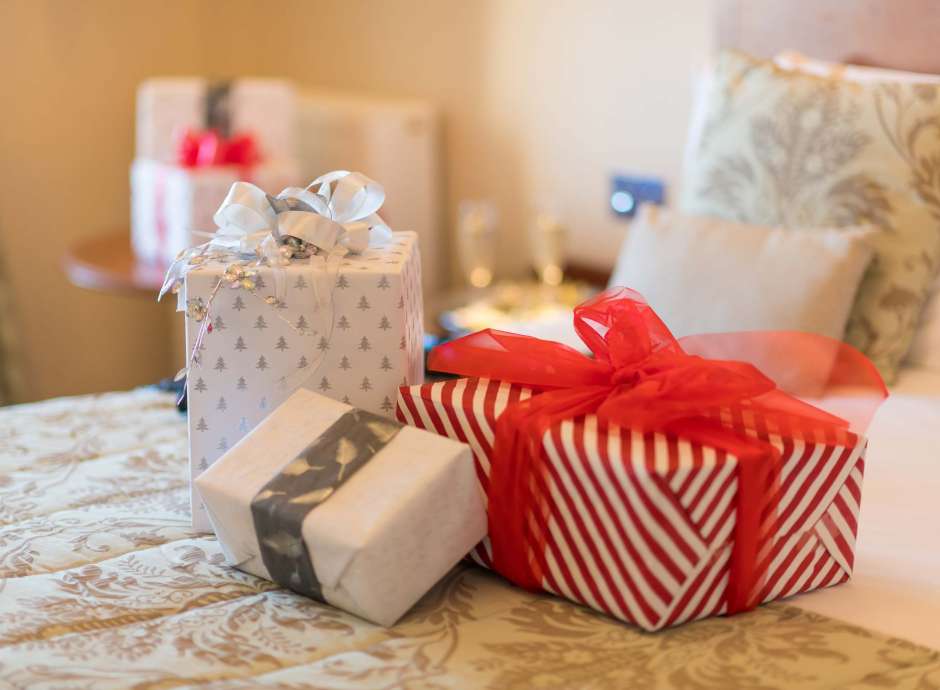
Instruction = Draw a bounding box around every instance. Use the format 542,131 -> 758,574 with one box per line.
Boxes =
681,50 -> 940,383
1,389 -> 939,689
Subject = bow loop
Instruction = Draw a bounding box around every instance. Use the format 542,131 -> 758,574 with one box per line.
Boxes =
307,170 -> 385,223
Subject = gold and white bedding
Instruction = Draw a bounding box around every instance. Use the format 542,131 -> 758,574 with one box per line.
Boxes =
1,389 -> 939,689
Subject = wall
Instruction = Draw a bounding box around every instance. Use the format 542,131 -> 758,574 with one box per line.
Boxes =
0,0 -> 711,402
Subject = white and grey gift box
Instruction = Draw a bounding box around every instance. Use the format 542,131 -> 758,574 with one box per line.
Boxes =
184,231 -> 423,532
136,78 -> 296,163
131,158 -> 300,265
195,388 -> 485,627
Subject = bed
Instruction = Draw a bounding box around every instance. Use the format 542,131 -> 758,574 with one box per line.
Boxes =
0,383 -> 938,689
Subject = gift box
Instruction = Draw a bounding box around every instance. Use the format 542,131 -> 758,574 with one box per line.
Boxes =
131,158 -> 300,265
195,387 -> 485,626
397,288 -> 887,631
164,172 -> 424,531
136,78 -> 296,163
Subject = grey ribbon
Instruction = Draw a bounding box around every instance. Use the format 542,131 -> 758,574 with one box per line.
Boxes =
250,409 -> 403,600
206,81 -> 231,136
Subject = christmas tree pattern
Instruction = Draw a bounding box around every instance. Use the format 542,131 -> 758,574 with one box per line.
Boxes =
254,315 -> 267,330
236,376 -> 247,390
298,355 -> 309,369
233,295 -> 246,311
337,315 -> 350,330
316,336 -> 329,352
358,336 -> 371,352
217,437 -> 228,451
342,396 -> 351,404
275,336 -> 289,351
276,299 -> 288,310
254,274 -> 266,289
377,275 -> 391,290
294,274 -> 308,290
336,274 -> 350,289
357,295 -> 371,310
214,356 -> 227,372
198,457 -> 209,471
213,315 -> 226,331
296,315 -> 309,332
193,377 -> 207,392
238,417 -> 249,432
380,396 -> 394,413
400,336 -> 407,350
256,355 -> 269,370
339,355 -> 352,370
397,295 -> 405,309
318,376 -> 331,391
378,315 -> 391,331
380,356 -> 393,371
360,377 -> 372,392
234,336 -> 247,352
216,396 -> 227,411
195,417 -> 209,432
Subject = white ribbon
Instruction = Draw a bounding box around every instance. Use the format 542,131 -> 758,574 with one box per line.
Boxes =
159,170 -> 392,305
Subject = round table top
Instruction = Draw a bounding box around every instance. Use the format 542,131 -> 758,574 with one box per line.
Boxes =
62,232 -> 168,295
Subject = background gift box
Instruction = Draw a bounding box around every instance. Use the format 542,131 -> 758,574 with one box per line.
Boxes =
131,158 -> 300,266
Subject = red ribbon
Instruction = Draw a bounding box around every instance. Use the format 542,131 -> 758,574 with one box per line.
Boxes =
430,287 -> 887,614
177,129 -> 261,169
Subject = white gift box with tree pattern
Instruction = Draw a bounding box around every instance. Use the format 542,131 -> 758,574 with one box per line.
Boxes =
183,232 -> 423,531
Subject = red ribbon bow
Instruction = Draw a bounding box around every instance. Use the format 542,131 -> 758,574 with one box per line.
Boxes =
430,287 -> 886,614
177,129 -> 261,169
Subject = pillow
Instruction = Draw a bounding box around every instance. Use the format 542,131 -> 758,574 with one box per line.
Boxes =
609,205 -> 874,341
679,50 -> 940,383
775,52 -> 940,371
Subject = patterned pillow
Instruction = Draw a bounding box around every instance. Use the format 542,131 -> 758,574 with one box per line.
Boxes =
680,50 -> 940,382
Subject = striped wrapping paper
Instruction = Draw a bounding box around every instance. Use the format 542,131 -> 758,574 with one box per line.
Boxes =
397,378 -> 867,631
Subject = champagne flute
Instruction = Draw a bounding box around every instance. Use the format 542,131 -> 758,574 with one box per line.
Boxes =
457,201 -> 498,290
530,212 -> 566,290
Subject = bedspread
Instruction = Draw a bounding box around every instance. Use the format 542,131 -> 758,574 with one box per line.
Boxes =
0,389 -> 938,690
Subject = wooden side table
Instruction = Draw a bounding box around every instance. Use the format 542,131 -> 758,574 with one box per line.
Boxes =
62,231 -> 167,295
62,231 -> 187,382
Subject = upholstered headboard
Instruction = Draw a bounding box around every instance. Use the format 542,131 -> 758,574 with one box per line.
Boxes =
716,0 -> 940,74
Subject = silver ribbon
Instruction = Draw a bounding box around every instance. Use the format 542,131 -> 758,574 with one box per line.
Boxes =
159,170 -> 392,307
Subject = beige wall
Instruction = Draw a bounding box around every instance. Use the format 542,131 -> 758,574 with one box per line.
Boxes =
0,0 -> 710,402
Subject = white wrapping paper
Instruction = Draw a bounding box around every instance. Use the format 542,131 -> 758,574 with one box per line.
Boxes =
195,388 -> 484,626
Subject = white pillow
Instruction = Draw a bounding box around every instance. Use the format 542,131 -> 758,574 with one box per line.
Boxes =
609,205 -> 875,341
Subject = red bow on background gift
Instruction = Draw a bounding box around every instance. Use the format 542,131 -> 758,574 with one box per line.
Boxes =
177,129 -> 261,169
430,287 -> 887,614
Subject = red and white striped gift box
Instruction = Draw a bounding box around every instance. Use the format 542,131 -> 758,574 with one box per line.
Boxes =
397,378 -> 866,631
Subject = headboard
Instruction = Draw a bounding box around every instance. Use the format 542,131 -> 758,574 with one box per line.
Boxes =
716,0 -> 940,74
567,0 -> 940,287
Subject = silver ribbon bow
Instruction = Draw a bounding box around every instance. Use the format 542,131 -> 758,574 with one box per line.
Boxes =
159,170 -> 392,304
